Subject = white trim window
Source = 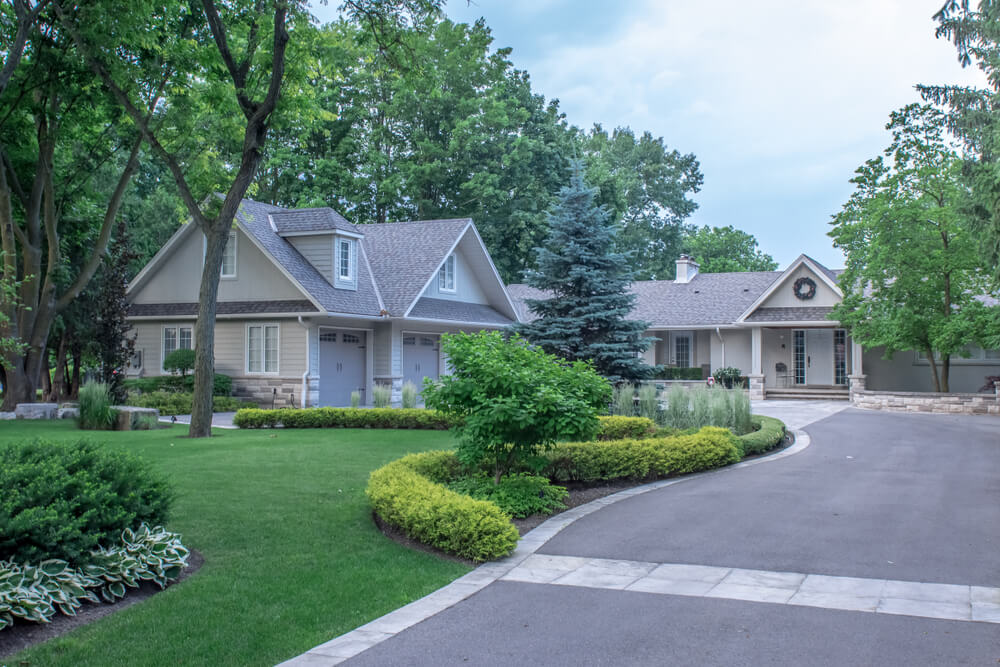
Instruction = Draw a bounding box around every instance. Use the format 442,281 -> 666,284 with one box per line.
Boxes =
221,230 -> 237,278
247,323 -> 280,374
334,237 -> 357,289
162,325 -> 193,372
438,254 -> 456,292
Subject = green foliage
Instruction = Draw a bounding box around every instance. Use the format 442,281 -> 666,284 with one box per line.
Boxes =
401,381 -> 418,409
124,373 -> 232,396
0,524 -> 188,631
542,426 -> 742,483
653,367 -> 704,380
712,367 -> 745,388
372,384 -> 392,408
637,383 -> 659,422
0,439 -> 172,566
422,331 -> 611,483
830,104 -> 996,392
661,385 -> 752,434
232,407 -> 452,430
515,161 -> 654,383
595,415 -> 657,440
350,391 -> 361,409
583,125 -> 703,280
448,473 -> 567,519
78,382 -> 116,430
366,452 -> 519,561
611,383 -> 636,416
739,416 -> 786,456
125,392 -> 251,416
162,349 -> 197,377
682,225 -> 778,273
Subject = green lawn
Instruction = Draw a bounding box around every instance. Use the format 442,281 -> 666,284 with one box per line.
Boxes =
1,421 -> 470,666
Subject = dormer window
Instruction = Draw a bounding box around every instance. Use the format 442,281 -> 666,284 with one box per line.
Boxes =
221,231 -> 237,278
438,254 -> 456,292
335,237 -> 357,289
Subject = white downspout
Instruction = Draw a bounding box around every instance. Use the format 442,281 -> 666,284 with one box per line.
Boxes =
297,316 -> 309,409
715,327 -> 726,368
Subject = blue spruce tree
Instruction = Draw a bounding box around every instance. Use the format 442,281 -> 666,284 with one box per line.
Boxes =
516,160 -> 653,382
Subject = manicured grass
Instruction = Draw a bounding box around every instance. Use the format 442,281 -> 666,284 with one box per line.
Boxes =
1,421 -> 470,666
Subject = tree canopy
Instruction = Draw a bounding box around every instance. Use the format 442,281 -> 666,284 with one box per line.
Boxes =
829,104 -> 996,392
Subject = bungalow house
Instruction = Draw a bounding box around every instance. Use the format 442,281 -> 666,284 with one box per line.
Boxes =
126,199 -> 517,407
507,254 -> 1000,400
128,199 -> 998,406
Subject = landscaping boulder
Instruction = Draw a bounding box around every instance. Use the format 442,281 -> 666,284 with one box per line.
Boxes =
15,403 -> 58,420
112,406 -> 160,431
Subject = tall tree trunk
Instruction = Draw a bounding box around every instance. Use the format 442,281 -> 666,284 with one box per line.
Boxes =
926,347 -> 941,393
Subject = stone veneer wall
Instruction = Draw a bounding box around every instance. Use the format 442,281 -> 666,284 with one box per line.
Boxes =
851,388 -> 1000,415
232,377 -> 300,409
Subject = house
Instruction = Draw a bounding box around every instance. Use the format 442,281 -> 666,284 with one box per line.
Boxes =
126,199 -> 517,407
508,254 -> 1000,399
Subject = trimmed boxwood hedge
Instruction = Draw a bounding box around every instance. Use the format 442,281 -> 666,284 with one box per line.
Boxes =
738,415 -> 786,455
543,426 -> 742,483
233,407 -> 452,429
366,451 -> 519,561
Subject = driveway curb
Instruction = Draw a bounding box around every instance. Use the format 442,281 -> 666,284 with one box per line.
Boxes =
278,428 -> 811,666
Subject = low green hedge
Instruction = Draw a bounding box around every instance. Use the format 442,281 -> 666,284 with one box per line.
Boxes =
543,426 -> 742,483
125,391 -> 252,416
652,367 -> 704,381
124,373 -> 233,396
738,415 -> 786,455
366,452 -> 519,561
595,416 -> 657,441
233,407 -> 452,429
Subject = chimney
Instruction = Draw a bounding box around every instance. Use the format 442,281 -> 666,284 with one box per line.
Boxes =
675,254 -> 699,284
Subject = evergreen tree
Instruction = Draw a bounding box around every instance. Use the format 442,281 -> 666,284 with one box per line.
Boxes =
515,161 -> 653,383
95,220 -> 137,404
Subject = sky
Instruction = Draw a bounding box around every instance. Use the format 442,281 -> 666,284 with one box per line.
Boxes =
312,0 -> 986,270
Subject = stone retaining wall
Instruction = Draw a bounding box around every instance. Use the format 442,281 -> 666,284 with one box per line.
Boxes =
231,377 -> 300,409
851,387 -> 1000,415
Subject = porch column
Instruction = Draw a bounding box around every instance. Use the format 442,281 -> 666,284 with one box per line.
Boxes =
848,337 -> 866,400
749,326 -> 764,400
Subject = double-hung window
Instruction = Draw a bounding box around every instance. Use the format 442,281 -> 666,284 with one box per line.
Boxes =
221,231 -> 237,278
247,324 -> 279,374
162,325 -> 193,372
334,237 -> 356,289
438,254 -> 456,292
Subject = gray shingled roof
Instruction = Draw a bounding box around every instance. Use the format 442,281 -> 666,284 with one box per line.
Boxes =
235,200 -> 383,316
409,297 -> 513,325
270,208 -> 356,235
130,300 -> 318,317
745,306 -> 836,322
509,271 -> 784,327
360,218 -> 472,316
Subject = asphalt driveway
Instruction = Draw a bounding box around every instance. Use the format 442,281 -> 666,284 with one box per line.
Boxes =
287,407 -> 1000,666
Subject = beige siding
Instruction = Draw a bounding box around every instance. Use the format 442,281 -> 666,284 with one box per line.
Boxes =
287,235 -> 333,284
128,318 -> 305,379
131,228 -> 307,304
758,265 -> 840,309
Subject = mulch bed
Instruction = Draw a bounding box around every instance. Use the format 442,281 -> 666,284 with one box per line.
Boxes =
0,550 -> 204,661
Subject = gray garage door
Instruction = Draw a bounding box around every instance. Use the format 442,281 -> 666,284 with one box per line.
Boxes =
403,334 -> 439,392
319,329 -> 366,406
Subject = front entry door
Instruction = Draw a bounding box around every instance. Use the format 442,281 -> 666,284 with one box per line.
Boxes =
319,329 -> 366,406
806,329 -> 834,385
403,334 -> 439,392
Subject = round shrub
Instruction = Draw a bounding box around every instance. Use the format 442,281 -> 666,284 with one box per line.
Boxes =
0,440 -> 173,566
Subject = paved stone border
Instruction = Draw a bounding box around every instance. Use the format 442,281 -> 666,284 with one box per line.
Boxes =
278,429 -> 812,666
502,554 -> 1000,624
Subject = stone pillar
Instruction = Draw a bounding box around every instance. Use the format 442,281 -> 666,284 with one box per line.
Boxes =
748,374 -> 765,400
848,374 -> 867,402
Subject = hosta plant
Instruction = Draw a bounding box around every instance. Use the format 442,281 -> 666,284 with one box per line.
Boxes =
0,524 -> 188,631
